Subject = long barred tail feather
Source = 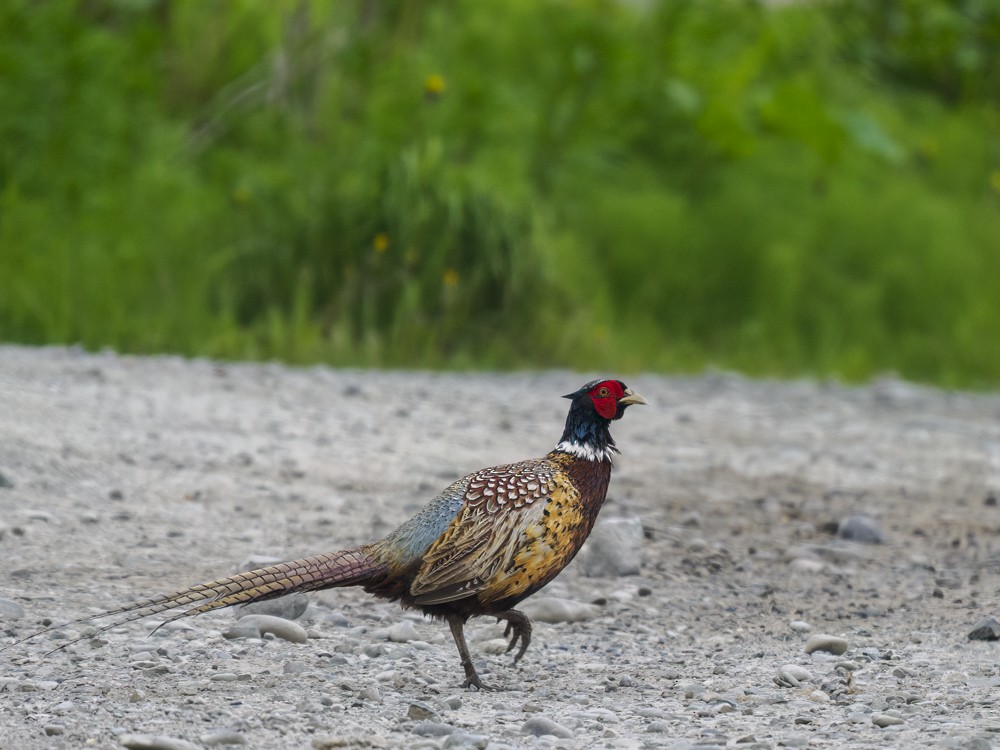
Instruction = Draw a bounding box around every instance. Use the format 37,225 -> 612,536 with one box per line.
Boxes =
4,547 -> 387,654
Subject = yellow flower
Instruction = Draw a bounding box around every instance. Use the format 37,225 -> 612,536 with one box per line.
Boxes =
373,232 -> 390,254
425,73 -> 446,97
442,268 -> 459,287
990,170 -> 1000,195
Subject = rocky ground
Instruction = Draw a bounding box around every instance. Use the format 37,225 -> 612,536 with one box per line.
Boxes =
1,344 -> 999,750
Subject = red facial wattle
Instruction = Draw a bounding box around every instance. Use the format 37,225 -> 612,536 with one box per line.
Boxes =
589,380 -> 624,419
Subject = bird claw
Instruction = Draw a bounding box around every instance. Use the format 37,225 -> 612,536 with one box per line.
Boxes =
498,612 -> 532,665
462,676 -> 499,691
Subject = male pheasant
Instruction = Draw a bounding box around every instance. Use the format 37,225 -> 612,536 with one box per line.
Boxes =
16,379 -> 646,689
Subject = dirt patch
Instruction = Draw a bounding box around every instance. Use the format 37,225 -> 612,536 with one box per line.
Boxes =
2,346 -> 999,749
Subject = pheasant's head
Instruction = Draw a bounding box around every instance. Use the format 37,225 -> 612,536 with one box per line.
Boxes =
556,379 -> 647,461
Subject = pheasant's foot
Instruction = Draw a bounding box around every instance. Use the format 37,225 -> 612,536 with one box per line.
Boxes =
496,609 -> 532,665
461,673 -> 498,691
449,614 -> 500,691
461,660 -> 500,690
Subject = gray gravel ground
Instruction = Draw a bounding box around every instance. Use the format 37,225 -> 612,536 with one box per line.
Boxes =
1,344 -> 999,750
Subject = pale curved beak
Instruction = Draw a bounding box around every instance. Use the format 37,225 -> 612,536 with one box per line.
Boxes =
618,388 -> 648,407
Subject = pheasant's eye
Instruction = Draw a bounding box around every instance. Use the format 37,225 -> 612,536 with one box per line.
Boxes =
597,387 -> 610,397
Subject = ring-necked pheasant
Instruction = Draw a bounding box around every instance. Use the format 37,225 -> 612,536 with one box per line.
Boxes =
13,379 -> 646,689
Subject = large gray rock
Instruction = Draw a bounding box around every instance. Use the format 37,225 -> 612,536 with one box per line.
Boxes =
579,516 -> 644,576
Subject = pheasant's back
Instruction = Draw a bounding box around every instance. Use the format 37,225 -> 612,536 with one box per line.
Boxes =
372,478 -> 471,572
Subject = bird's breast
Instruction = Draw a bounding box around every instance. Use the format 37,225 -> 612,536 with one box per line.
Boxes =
480,458 -> 612,606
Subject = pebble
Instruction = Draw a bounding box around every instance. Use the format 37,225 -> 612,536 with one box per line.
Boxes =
837,515 -> 886,544
521,597 -> 599,624
222,615 -> 307,643
579,516 -> 644,576
237,592 -> 309,620
789,558 -> 826,574
322,611 -> 352,627
680,510 -> 703,527
872,713 -> 905,727
480,637 -> 513,655
635,707 -> 667,719
789,620 -> 812,633
787,543 -> 863,565
0,597 -> 26,621
443,730 -> 488,749
967,616 -> 1000,641
407,701 -> 439,720
804,634 -> 849,655
120,734 -> 202,750
388,620 -> 421,642
43,724 -> 65,736
412,722 -> 457,737
775,665 -> 813,688
199,730 -> 247,745
520,716 -> 575,739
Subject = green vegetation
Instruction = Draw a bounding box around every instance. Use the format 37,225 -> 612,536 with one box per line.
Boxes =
2,0 -> 999,386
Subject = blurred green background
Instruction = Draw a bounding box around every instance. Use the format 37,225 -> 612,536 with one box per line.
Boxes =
2,0 -> 999,386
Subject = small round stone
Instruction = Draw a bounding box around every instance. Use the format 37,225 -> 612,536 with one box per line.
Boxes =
805,634 -> 849,655
521,716 -> 575,739
407,701 -> 438,721
521,597 -> 598,624
388,620 -> 421,642
223,614 -> 307,643
119,734 -> 202,750
411,722 -> 457,737
837,515 -> 886,544
872,713 -> 905,728
236,592 -> 308,621
775,665 -> 813,688
967,616 -> 1000,641
199,730 -> 247,746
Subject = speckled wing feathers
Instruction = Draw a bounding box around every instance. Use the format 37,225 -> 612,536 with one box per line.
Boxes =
408,460 -> 555,605
464,465 -> 553,512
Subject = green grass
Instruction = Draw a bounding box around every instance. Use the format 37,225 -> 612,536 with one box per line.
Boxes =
2,0 -> 1000,387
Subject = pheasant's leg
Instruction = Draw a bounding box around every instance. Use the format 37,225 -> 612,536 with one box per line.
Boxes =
446,614 -> 492,690
495,609 -> 532,664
